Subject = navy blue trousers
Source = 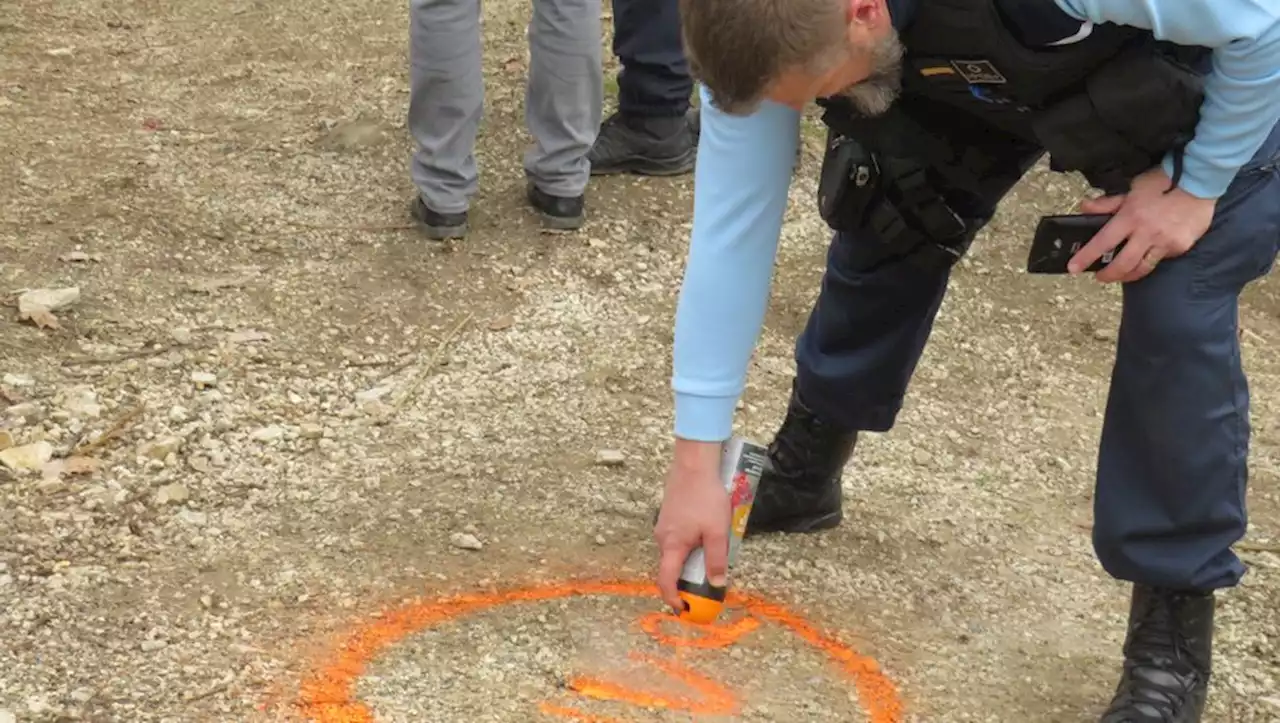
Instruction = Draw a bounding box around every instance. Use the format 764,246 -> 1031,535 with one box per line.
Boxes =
796,121 -> 1280,592
610,0 -> 692,117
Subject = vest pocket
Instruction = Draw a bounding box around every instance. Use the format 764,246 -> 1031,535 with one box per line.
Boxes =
1031,44 -> 1204,195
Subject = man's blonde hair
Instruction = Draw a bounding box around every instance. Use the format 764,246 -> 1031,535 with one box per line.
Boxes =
678,0 -> 849,114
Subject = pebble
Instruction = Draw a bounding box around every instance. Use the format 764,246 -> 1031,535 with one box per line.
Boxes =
140,437 -> 183,460
450,532 -> 483,551
300,423 -> 324,439
250,425 -> 284,442
155,483 -> 189,505
0,441 -> 53,474
594,449 -> 625,467
2,373 -> 33,387
190,371 -> 218,388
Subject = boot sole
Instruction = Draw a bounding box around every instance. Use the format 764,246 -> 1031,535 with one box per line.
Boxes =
589,148 -> 696,177
536,211 -> 584,231
419,222 -> 467,240
744,509 -> 843,538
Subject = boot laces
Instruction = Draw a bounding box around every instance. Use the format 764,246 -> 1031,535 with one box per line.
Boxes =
1111,593 -> 1202,722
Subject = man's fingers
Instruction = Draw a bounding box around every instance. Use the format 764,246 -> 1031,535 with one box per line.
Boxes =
1067,213 -> 1131,275
701,528 -> 730,588
1095,229 -> 1155,283
656,541 -> 691,613
1116,246 -> 1165,284
1080,194 -> 1125,215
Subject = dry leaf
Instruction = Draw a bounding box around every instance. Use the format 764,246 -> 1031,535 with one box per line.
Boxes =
24,307 -> 60,329
488,315 -> 515,331
17,287 -> 79,329
63,456 -> 103,475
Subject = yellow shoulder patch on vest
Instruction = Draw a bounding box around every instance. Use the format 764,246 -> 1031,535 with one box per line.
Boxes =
918,66 -> 957,77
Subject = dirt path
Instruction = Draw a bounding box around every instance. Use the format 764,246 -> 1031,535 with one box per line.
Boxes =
2,1 -> 1277,722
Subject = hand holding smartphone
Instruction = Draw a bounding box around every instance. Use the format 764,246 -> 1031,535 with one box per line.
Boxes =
1027,213 -> 1125,274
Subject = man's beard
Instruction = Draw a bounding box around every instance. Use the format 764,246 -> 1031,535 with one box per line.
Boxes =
840,28 -> 904,116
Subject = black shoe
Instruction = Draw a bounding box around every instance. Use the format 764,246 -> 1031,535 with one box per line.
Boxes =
743,382 -> 857,537
526,183 -> 584,231
1099,585 -> 1214,723
587,109 -> 698,176
410,195 -> 467,240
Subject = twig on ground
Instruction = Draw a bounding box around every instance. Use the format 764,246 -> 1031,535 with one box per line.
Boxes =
63,343 -> 205,367
72,405 -> 145,456
394,313 -> 474,410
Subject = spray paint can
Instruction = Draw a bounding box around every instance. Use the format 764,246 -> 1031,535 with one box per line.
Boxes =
676,435 -> 769,624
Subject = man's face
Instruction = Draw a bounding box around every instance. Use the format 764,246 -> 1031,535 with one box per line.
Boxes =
763,3 -> 903,115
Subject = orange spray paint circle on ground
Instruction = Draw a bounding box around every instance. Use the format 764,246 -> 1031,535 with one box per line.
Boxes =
292,579 -> 904,723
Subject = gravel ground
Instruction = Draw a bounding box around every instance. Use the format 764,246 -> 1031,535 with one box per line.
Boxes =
2,1 -> 1278,722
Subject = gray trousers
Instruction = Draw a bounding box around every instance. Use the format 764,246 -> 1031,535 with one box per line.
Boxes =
408,0 -> 602,214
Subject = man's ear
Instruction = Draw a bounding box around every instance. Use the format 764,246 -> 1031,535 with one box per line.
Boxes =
846,0 -> 887,31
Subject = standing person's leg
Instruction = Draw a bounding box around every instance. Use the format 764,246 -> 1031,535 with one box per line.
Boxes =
524,0 -> 603,230
588,0 -> 698,176
407,0 -> 483,240
1096,124 -> 1280,723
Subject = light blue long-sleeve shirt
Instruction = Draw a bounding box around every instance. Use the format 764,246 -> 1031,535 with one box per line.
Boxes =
672,0 -> 1280,442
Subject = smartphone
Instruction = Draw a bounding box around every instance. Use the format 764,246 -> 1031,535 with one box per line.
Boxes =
1027,213 -> 1123,274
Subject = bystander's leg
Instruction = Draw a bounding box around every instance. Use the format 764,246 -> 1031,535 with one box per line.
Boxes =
407,0 -> 483,240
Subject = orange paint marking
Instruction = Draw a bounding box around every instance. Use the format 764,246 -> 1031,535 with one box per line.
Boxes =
637,610 -> 761,649
562,651 -> 738,715
291,579 -> 903,723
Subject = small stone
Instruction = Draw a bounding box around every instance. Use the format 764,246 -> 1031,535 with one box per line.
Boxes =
178,509 -> 208,526
0,441 -> 53,474
354,386 -> 392,403
191,371 -> 218,388
69,689 -> 93,704
299,423 -> 323,440
594,535 -> 608,546
168,405 -> 190,423
5,402 -> 43,424
140,436 -> 182,460
170,327 -> 194,344
187,456 -> 210,473
450,532 -> 483,551
140,639 -> 167,652
2,373 -> 33,387
250,425 -> 284,442
595,449 -> 626,467
155,483 -> 189,505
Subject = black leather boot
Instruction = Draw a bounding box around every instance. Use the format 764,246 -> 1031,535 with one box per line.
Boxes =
744,383 -> 857,537
1099,584 -> 1215,723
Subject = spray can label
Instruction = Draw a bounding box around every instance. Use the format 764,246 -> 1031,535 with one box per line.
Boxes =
677,436 -> 769,601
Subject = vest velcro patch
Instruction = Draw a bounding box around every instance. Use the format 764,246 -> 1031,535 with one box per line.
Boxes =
949,59 -> 1007,84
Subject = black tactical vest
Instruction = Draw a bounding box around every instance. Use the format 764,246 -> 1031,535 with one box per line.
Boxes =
819,0 -> 1210,196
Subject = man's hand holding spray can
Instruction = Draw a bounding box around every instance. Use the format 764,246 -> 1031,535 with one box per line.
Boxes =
656,435 -> 769,624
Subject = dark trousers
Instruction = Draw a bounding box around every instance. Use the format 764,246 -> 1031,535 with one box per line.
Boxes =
796,117 -> 1280,592
610,0 -> 692,117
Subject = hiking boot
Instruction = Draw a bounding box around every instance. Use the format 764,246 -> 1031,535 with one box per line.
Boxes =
527,182 -> 584,231
744,382 -> 857,537
410,195 -> 467,240
587,109 -> 698,176
1099,585 -> 1215,723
